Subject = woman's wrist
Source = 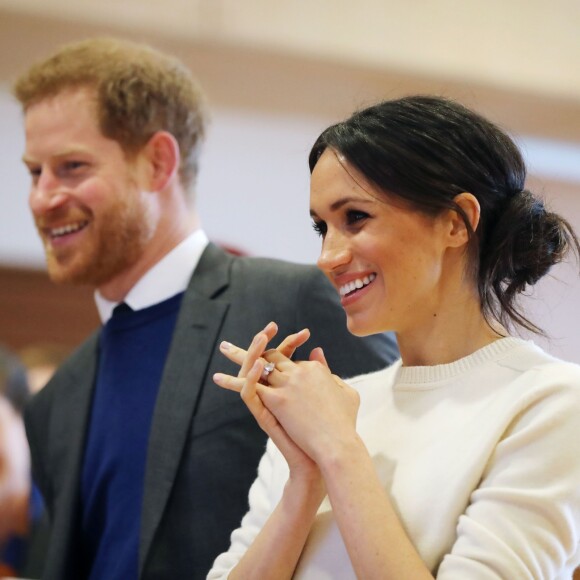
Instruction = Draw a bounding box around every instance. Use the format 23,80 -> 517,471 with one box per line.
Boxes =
317,432 -> 370,480
284,469 -> 326,510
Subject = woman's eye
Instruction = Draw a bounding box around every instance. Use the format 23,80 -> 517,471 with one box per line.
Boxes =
311,220 -> 327,237
346,210 -> 369,225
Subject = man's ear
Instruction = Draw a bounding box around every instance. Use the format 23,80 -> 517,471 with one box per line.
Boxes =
447,192 -> 481,248
144,131 -> 180,191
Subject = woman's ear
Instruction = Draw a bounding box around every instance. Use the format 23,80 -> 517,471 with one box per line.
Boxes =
447,192 -> 480,248
143,131 -> 180,191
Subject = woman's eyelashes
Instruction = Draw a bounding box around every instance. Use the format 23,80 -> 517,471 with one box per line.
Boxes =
311,210 -> 370,237
312,220 -> 327,237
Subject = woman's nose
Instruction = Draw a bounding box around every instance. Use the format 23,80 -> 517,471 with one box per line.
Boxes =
317,232 -> 352,273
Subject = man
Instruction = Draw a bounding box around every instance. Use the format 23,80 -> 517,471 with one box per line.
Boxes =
14,38 -> 398,580
0,346 -> 48,578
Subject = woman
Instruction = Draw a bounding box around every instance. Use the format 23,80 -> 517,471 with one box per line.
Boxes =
210,96 -> 580,578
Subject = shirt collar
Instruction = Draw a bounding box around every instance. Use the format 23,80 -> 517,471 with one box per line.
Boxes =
95,229 -> 209,323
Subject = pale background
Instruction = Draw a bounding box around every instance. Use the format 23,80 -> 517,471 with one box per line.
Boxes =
0,0 -> 578,362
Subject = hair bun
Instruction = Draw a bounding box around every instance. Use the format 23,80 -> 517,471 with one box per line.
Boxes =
487,189 -> 569,291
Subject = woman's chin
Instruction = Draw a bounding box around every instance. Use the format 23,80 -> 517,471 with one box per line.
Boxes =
346,317 -> 375,337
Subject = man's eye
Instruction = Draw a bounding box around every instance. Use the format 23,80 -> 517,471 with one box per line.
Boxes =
26,166 -> 42,185
64,161 -> 86,172
312,220 -> 327,237
54,161 -> 88,179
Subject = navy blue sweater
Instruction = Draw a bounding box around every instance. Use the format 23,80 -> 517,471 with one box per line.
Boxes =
80,293 -> 183,580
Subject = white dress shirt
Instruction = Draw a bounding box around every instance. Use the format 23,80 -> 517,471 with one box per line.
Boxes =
95,229 -> 209,324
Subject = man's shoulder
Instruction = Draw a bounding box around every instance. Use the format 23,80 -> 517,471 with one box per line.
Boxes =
231,255 -> 318,277
193,244 -> 323,297
28,331 -> 99,409
56,331 -> 100,373
226,255 -> 324,294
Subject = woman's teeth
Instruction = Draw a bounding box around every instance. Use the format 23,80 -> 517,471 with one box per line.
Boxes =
339,273 -> 376,297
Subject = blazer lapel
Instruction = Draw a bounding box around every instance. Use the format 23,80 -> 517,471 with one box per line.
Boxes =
139,244 -> 232,575
45,334 -> 99,578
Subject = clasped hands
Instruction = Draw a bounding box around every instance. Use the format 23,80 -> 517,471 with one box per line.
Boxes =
213,322 -> 360,474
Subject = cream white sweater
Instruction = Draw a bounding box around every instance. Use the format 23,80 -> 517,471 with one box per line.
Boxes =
209,338 -> 580,579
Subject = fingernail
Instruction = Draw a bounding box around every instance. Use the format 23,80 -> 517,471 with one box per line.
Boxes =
220,341 -> 231,351
213,373 -> 223,383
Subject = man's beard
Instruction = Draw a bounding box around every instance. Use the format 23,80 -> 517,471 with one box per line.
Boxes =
44,191 -> 154,288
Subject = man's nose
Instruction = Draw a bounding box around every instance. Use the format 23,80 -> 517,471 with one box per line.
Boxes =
29,169 -> 68,215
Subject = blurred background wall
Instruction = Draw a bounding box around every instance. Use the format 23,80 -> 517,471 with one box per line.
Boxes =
0,0 -> 579,361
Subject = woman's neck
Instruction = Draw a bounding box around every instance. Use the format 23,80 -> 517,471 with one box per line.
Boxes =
396,287 -> 505,367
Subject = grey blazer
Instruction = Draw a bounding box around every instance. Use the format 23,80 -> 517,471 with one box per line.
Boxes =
25,243 -> 398,580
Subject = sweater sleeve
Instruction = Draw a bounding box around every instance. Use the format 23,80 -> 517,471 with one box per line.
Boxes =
207,439 -> 288,579
438,363 -> 580,579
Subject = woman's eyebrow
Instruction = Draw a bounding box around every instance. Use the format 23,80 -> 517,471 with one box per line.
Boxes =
310,197 -> 375,217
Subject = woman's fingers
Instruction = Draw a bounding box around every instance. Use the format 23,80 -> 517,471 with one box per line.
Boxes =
240,359 -> 262,400
240,361 -> 281,435
217,359 -> 276,435
275,328 -> 311,358
238,332 -> 269,378
219,340 -> 247,366
262,321 -> 279,342
219,324 -> 309,378
309,346 -> 329,368
218,322 -> 277,376
233,362 -> 316,471
214,347 -> 294,391
212,372 -> 245,393
213,360 -> 264,402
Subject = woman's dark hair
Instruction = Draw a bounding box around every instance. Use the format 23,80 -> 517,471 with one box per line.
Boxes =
309,95 -> 579,334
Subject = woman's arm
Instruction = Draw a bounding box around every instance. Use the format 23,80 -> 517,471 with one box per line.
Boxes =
254,353 -> 434,579
207,436 -> 319,580
211,329 -> 326,578
318,434 -> 433,579
217,327 -> 433,579
225,471 -> 324,580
